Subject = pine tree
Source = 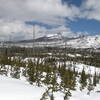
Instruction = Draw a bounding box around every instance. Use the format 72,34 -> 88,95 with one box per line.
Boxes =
27,60 -> 36,84
93,72 -> 97,86
80,68 -> 87,90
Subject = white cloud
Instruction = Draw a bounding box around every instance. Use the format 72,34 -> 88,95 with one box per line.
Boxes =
1,0 -> 94,40
0,20 -> 32,40
80,0 -> 100,21
0,0 -> 81,40
77,31 -> 90,36
1,0 -> 100,41
46,25 -> 76,37
0,20 -> 75,40
0,0 -> 80,25
0,20 -> 51,40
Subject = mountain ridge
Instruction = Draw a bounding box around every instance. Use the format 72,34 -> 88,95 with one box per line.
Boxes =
1,34 -> 100,49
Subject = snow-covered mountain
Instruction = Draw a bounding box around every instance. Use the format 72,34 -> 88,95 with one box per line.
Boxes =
67,35 -> 100,48
35,34 -> 100,49
1,34 -> 100,49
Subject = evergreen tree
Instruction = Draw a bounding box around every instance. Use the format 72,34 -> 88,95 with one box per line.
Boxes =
80,68 -> 87,90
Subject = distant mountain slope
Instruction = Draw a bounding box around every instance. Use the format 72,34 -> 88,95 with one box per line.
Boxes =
16,33 -> 79,43
67,35 -> 100,48
2,34 -> 100,49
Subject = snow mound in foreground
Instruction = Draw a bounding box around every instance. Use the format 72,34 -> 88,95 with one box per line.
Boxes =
0,75 -> 100,100
0,75 -> 45,100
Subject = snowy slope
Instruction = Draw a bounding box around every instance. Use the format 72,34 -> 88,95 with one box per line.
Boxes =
67,35 -> 100,48
0,75 -> 46,100
0,71 -> 100,100
37,35 -> 100,48
0,60 -> 100,100
1,35 -> 100,48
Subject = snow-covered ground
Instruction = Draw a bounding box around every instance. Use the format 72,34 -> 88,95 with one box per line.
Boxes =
0,57 -> 100,100
0,74 -> 100,100
67,35 -> 100,48
0,75 -> 46,100
71,63 -> 100,75
70,86 -> 100,100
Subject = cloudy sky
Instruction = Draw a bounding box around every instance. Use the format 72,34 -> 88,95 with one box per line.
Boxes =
0,0 -> 100,40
